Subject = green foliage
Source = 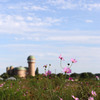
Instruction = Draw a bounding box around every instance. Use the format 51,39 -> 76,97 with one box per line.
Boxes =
0,74 -> 100,100
70,73 -> 79,78
95,73 -> 100,77
13,75 -> 22,80
79,72 -> 89,79
57,73 -> 63,78
79,72 -> 95,81
1,73 -> 9,79
87,72 -> 95,78
35,67 -> 39,75
26,75 -> 34,79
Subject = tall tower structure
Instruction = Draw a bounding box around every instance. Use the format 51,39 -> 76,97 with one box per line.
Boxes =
27,55 -> 36,76
6,67 -> 10,74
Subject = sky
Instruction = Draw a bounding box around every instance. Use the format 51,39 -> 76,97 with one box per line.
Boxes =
0,0 -> 100,75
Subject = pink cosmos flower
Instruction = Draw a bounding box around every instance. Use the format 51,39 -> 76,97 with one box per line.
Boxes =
72,95 -> 79,100
69,77 -> 72,80
23,93 -> 26,96
0,83 -> 5,87
63,67 -> 71,73
45,70 -> 51,76
26,91 -> 28,94
71,58 -> 77,63
96,76 -> 99,78
58,96 -> 63,100
17,89 -> 19,91
11,83 -> 12,86
69,77 -> 74,81
91,90 -> 97,96
59,55 -> 64,61
60,98 -> 63,100
96,76 -> 99,80
0,84 -> 3,87
88,97 -> 94,100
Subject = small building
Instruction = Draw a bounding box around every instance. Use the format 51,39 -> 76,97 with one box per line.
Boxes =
6,55 -> 36,78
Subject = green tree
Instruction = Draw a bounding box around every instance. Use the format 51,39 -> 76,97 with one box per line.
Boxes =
1,73 -> 9,79
87,72 -> 95,78
35,67 -> 39,75
70,73 -> 79,78
79,72 -> 89,79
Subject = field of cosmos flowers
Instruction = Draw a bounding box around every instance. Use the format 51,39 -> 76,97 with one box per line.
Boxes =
0,55 -> 100,100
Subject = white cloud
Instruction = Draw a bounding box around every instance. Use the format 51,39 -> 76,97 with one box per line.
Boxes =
85,19 -> 93,23
47,0 -> 77,9
46,36 -> 100,44
1,43 -> 100,60
0,44 -> 41,48
47,0 -> 100,11
84,3 -> 100,11
8,6 -> 15,9
23,6 -> 29,10
27,17 -> 33,21
1,0 -> 100,14
8,3 -> 48,11
16,16 -> 24,21
0,14 -> 62,34
14,36 -> 40,41
45,17 -> 61,24
31,6 -> 47,11
13,34 -> 100,46
0,13 -> 100,45
0,0 -> 9,2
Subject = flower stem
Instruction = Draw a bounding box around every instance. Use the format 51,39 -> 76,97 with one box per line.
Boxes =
69,62 -> 73,68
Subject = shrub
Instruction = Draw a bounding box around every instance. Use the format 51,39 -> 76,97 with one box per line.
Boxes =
70,73 -> 79,78
79,72 -> 89,80
57,73 -> 63,78
1,73 -> 9,79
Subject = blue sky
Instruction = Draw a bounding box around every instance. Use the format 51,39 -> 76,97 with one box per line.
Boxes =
0,0 -> 100,74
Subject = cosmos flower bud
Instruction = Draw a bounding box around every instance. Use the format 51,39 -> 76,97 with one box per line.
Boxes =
59,55 -> 64,61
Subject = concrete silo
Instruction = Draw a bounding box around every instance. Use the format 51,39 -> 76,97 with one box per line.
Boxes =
27,55 -> 35,76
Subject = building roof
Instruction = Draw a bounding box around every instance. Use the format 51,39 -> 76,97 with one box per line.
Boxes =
10,66 -> 13,68
16,67 -> 27,70
27,55 -> 35,60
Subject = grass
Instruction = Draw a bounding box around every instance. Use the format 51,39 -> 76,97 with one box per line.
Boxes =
0,75 -> 100,100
